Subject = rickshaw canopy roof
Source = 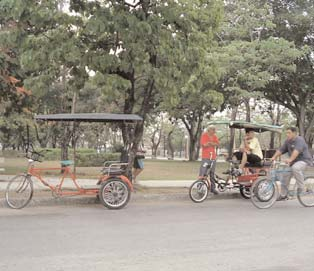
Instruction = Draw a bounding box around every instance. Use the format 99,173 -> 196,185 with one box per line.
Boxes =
208,120 -> 283,133
35,113 -> 143,123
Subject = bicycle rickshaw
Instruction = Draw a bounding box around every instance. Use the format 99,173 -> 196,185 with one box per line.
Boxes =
189,121 -> 283,203
5,113 -> 142,210
250,162 -> 314,209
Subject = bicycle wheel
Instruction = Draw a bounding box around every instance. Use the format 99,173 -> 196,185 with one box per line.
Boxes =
297,176 -> 314,207
189,179 -> 209,203
5,174 -> 33,209
99,178 -> 131,210
250,177 -> 278,209
239,185 -> 251,199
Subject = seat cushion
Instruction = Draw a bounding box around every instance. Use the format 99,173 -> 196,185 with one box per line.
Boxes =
61,160 -> 74,166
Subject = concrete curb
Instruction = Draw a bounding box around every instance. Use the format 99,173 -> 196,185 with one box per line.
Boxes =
0,191 -> 242,208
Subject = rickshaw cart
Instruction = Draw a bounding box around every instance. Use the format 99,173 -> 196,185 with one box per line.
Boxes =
215,121 -> 283,197
189,121 -> 283,202
5,113 -> 142,210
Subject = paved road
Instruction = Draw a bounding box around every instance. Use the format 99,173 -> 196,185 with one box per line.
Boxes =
0,199 -> 314,271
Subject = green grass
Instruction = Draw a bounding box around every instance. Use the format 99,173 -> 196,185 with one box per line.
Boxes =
0,158 -> 229,181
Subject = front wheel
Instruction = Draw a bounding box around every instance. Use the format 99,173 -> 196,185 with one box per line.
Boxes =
189,179 -> 209,203
99,178 -> 131,210
5,174 -> 33,209
250,177 -> 278,209
297,176 -> 314,207
239,185 -> 251,199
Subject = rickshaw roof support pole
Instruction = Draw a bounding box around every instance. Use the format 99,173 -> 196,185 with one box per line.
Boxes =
72,120 -> 78,175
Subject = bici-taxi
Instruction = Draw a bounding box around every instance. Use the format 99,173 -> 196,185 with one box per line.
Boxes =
189,121 -> 283,203
5,113 -> 142,210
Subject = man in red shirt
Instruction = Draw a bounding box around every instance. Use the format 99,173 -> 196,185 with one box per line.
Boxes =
199,126 -> 220,194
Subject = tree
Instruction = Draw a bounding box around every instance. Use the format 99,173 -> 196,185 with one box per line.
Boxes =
70,0 -> 223,164
165,89 -> 223,161
0,0 -> 90,158
262,0 -> 314,147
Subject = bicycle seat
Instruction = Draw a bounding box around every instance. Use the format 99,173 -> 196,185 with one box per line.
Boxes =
61,160 -> 74,167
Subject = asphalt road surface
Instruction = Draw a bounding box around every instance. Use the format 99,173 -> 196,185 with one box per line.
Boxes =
1,198 -> 314,271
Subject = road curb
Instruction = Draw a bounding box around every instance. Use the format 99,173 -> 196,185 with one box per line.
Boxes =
0,191 -> 242,208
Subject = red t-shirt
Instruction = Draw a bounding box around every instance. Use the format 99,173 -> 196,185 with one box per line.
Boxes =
200,133 -> 219,159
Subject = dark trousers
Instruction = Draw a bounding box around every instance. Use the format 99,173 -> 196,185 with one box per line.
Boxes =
233,151 -> 261,165
199,159 -> 216,191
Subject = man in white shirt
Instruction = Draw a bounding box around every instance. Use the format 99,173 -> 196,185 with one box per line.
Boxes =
233,129 -> 263,172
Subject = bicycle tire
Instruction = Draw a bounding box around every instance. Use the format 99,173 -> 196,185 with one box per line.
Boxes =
189,179 -> 209,203
5,174 -> 33,209
99,178 -> 131,210
239,185 -> 251,199
250,177 -> 278,209
297,176 -> 314,207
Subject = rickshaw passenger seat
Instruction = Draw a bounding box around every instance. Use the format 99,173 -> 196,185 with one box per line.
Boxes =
245,160 -> 272,168
102,168 -> 125,176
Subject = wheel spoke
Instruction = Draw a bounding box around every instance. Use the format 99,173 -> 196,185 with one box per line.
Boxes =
189,180 -> 209,203
100,179 -> 130,209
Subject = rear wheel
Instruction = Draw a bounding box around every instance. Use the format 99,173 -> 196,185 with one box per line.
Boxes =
250,177 -> 278,209
297,176 -> 314,207
5,174 -> 33,209
99,178 -> 131,210
239,185 -> 251,199
189,179 -> 209,203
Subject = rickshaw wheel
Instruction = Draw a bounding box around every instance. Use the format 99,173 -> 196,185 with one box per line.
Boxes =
189,179 -> 209,203
297,176 -> 314,207
239,185 -> 251,199
6,174 -> 33,209
99,178 -> 131,210
250,177 -> 278,209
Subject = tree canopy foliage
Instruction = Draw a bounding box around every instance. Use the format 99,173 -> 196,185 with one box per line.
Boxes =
0,0 -> 313,160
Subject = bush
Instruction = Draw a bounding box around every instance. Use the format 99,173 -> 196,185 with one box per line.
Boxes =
1,150 -> 24,158
76,152 -> 121,167
38,148 -> 98,161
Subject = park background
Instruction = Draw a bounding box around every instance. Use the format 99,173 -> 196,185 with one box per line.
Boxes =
0,0 -> 313,180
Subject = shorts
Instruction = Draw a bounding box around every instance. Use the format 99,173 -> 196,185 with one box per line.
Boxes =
133,158 -> 144,169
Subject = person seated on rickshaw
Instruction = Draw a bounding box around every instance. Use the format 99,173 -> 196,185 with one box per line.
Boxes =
233,128 -> 263,175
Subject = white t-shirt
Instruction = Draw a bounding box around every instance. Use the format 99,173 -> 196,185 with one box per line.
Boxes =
240,137 -> 263,159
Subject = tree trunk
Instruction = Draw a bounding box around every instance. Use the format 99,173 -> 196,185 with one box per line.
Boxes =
120,78 -> 154,174
188,134 -> 198,161
182,112 -> 203,161
150,128 -> 162,159
60,91 -> 77,161
244,98 -> 251,122
228,105 -> 238,159
167,130 -> 174,160
270,104 -> 281,149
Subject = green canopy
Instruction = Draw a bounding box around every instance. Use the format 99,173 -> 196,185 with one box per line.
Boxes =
208,120 -> 283,133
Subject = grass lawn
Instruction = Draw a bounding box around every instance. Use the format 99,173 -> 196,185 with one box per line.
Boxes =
1,158 -> 229,181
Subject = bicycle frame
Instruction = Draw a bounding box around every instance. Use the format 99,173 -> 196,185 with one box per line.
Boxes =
27,160 -> 97,196
27,158 -> 134,197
